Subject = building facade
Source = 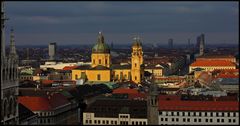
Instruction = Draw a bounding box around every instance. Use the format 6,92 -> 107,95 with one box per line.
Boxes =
189,60 -> 236,73
83,99 -> 148,125
1,2 -> 19,124
72,33 -> 144,84
158,95 -> 239,125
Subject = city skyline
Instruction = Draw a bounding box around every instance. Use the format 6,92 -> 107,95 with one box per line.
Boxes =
5,1 -> 239,45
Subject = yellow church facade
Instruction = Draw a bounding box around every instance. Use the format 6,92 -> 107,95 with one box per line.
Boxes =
72,32 -> 144,84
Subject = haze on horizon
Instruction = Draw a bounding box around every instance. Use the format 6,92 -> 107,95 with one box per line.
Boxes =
4,1 -> 239,46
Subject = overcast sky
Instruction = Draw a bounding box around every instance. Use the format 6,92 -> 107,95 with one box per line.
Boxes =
4,1 -> 239,46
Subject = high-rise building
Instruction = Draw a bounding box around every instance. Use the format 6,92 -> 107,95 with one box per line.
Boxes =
1,2 -> 19,124
168,38 -> 173,48
196,34 -> 205,56
48,42 -> 57,60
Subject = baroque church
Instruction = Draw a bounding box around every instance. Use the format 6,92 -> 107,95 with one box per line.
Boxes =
72,32 -> 144,84
1,2 -> 19,124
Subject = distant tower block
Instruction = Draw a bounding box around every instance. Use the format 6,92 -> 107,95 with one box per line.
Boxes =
168,38 -> 173,48
48,42 -> 57,60
199,34 -> 205,56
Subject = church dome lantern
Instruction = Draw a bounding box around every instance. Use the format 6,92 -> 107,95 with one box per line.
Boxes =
92,32 -> 110,53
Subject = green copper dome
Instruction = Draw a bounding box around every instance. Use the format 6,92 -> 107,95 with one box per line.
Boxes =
92,32 -> 110,53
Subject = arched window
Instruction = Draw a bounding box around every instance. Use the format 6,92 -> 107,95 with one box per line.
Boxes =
105,59 -> 108,64
8,98 -> 13,117
4,99 -> 8,117
10,97 -> 15,115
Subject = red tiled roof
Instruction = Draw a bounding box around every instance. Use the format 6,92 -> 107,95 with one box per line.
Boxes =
18,93 -> 70,111
113,88 -> 139,94
62,66 -> 78,70
41,80 -> 54,85
217,74 -> 239,79
158,95 -> 239,111
18,96 -> 51,111
128,93 -> 147,100
190,60 -> 236,67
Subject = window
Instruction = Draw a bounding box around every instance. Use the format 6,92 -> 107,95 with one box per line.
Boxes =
106,120 -> 109,124
216,113 -> 219,117
165,118 -> 168,121
222,112 -> 224,117
183,118 -> 186,122
198,119 -> 201,122
99,59 -> 101,64
143,122 -> 146,125
93,59 -> 95,64
233,119 -> 235,123
135,76 -> 137,80
161,118 -> 163,121
187,118 -> 190,122
188,112 -> 190,116
182,112 -> 185,116
140,122 -> 142,125
132,122 -> 134,125
193,112 -> 196,116
171,112 -> 174,116
75,74 -> 78,80
194,118 -> 197,122
176,118 -> 179,122
105,59 -> 108,64
210,119 -> 212,122
210,112 -> 213,117
135,63 -> 137,67
95,120 -> 97,124
98,120 -> 100,124
206,119 -> 208,122
86,120 -> 88,124
199,112 -> 202,116
217,119 -> 220,123
177,112 -> 179,116
103,120 -> 105,124
111,121 -> 113,124
221,119 -> 224,122
136,122 -> 138,125
89,120 -> 92,124
172,118 -> 175,122
233,112 -> 236,117
228,112 -> 230,117
205,112 -> 207,116
159,112 -> 162,115
115,121 -> 117,124
97,74 -> 101,80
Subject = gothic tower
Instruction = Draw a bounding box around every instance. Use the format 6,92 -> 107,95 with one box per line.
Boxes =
147,83 -> 159,125
131,37 -> 143,84
91,32 -> 111,68
1,2 -> 19,124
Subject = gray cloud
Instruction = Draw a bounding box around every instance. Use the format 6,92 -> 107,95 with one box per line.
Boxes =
4,1 -> 239,45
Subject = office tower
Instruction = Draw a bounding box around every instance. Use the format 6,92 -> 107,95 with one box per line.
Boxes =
48,42 -> 57,60
168,38 -> 173,48
196,34 -> 205,55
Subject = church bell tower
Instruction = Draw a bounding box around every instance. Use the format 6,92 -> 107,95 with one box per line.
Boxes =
131,37 -> 143,84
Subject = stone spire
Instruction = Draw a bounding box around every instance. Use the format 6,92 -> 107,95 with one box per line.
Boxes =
1,2 -> 8,57
97,31 -> 104,43
9,28 -> 18,58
